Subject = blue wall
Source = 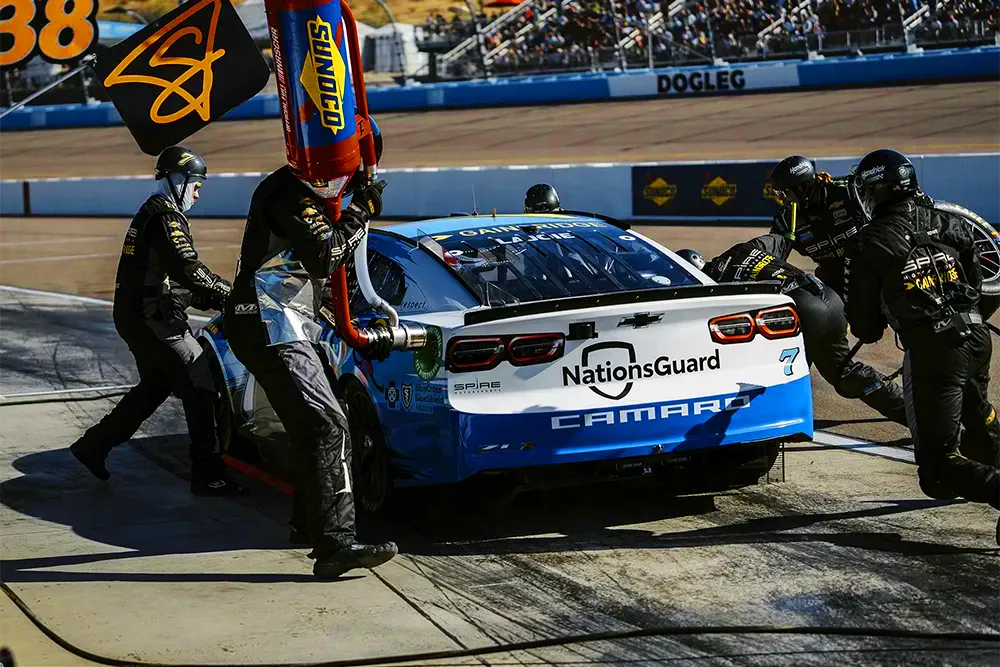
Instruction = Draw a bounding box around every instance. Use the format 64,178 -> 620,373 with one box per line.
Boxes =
4,154 -> 996,224
2,47 -> 996,131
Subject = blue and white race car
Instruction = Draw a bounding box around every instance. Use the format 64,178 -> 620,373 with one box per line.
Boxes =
199,212 -> 814,511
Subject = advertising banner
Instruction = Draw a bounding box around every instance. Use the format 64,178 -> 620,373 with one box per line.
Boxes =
608,64 -> 800,99
632,162 -> 790,219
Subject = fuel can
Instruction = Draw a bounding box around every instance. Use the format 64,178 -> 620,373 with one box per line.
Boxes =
265,0 -> 360,199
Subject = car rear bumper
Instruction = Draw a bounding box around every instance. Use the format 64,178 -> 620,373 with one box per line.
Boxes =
455,375 -> 813,481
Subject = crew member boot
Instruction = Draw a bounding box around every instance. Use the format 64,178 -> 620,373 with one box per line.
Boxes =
313,542 -> 399,580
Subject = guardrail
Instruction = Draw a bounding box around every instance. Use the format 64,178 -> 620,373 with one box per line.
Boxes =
3,153 -> 996,224
1,46 -> 995,131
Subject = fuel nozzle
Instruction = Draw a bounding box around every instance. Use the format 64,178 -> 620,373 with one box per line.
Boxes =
363,322 -> 428,353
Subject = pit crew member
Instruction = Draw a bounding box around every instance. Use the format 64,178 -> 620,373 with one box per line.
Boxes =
69,147 -> 242,496
224,162 -> 397,580
845,148 -> 999,522
678,244 -> 906,425
524,183 -> 563,213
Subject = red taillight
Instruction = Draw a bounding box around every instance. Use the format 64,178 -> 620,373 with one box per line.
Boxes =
708,306 -> 800,344
508,334 -> 565,366
709,313 -> 755,344
447,333 -> 565,373
446,337 -> 504,372
756,306 -> 800,339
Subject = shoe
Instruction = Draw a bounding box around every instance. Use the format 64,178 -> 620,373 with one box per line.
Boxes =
313,542 -> 398,580
191,477 -> 246,497
70,439 -> 110,481
996,516 -> 999,547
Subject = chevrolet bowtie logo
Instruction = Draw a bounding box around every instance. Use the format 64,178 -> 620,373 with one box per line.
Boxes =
618,313 -> 663,329
103,0 -> 226,124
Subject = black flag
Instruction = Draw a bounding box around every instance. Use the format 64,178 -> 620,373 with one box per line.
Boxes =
96,0 -> 270,155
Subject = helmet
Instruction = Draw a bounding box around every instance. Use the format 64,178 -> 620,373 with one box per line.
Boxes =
155,146 -> 206,211
855,148 -> 917,212
675,248 -> 706,271
342,116 -> 383,198
524,183 -> 561,213
770,155 -> 816,205
155,146 -> 207,181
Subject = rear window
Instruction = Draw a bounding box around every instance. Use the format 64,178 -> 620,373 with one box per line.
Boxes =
420,221 -> 698,306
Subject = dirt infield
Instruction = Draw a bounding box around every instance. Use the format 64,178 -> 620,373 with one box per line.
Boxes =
1,81 -> 996,179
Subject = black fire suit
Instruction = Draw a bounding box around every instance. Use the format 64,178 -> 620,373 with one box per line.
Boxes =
844,199 -> 1000,508
225,166 -> 368,554
75,194 -> 232,484
769,175 -> 866,296
705,239 -> 907,425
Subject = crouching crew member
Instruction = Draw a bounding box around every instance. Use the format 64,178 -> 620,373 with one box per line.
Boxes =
677,241 -> 907,426
844,148 -> 1000,527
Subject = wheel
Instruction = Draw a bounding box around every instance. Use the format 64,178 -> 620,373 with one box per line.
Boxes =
344,379 -> 393,515
935,201 -> 1000,295
201,340 -> 260,464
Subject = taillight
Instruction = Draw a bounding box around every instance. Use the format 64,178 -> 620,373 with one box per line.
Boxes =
447,333 -> 565,372
756,306 -> 799,339
708,306 -> 800,344
447,337 -> 504,372
709,313 -> 755,344
508,334 -> 565,366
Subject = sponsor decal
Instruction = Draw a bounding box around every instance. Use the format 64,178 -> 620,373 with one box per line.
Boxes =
643,177 -> 678,207
552,393 -> 752,430
860,165 -> 885,181
413,325 -> 443,381
452,379 -> 502,394
561,341 -> 722,401
233,303 -> 259,315
618,313 -> 663,329
456,222 -> 603,237
701,177 -> 738,207
779,347 -> 799,376
802,227 -> 858,258
410,381 -> 445,414
300,15 -> 347,132
385,381 -> 398,410
657,70 -> 746,94
401,383 -> 412,411
790,162 -> 811,175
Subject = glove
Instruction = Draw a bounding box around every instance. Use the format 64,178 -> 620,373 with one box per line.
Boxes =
358,325 -> 393,362
191,279 -> 232,312
350,180 -> 387,219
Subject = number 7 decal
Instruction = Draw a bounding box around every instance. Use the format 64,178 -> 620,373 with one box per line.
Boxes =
780,347 -> 800,376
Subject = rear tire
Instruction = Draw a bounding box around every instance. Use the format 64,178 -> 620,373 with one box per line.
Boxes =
201,340 -> 260,464
344,379 -> 394,515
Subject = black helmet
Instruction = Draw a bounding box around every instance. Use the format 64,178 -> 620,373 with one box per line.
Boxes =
770,155 -> 816,204
675,248 -> 706,271
343,116 -> 383,197
155,146 -> 207,181
524,183 -> 561,213
855,148 -> 917,212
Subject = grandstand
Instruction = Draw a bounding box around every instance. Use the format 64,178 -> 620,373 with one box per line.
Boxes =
417,0 -> 998,79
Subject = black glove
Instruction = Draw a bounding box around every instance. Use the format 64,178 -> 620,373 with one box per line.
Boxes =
191,279 -> 232,312
358,325 -> 393,362
350,180 -> 387,219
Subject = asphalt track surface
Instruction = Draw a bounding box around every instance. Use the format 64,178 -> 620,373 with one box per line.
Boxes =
2,83 -> 1000,665
1,81 -> 998,178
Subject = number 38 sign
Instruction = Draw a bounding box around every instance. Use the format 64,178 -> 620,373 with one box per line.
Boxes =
0,0 -> 98,68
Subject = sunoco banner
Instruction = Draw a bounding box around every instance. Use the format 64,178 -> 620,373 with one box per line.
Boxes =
631,162 -> 788,219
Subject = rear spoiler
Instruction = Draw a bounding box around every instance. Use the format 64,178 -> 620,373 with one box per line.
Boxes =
464,281 -> 784,325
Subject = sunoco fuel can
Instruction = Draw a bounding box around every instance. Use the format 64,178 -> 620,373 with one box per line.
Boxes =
265,0 -> 360,198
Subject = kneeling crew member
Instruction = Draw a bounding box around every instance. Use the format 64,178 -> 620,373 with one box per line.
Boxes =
845,148 -> 999,520
70,146 -> 242,496
225,166 -> 396,580
678,242 -> 907,426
